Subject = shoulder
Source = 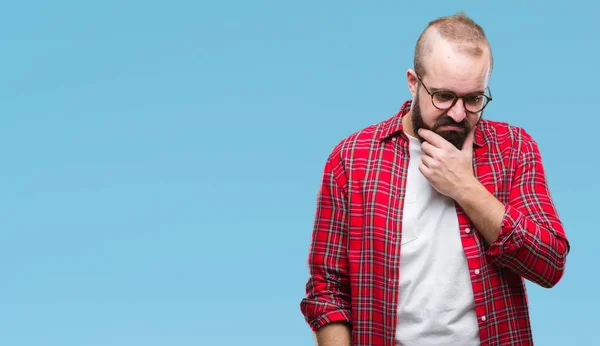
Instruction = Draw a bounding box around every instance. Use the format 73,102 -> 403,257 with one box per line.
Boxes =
326,114 -> 395,165
324,101 -> 411,166
479,118 -> 539,153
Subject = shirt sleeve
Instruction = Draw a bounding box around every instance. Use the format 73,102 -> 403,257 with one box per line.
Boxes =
486,129 -> 571,288
300,151 -> 352,331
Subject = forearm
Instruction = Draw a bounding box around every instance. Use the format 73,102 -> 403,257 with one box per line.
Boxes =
486,203 -> 569,287
454,177 -> 505,245
302,152 -> 354,341
314,322 -> 352,346
453,177 -> 568,287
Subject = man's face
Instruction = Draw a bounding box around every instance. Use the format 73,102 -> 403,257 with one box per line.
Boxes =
411,91 -> 474,149
408,37 -> 491,149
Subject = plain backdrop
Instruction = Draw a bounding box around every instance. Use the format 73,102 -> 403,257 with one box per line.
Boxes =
1,1 -> 597,345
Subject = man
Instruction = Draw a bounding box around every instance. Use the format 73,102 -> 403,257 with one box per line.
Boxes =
299,12 -> 570,346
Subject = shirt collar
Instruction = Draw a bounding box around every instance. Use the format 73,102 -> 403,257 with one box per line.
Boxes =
377,100 -> 488,148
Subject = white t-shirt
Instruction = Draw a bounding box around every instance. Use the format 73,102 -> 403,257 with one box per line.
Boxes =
395,134 -> 480,346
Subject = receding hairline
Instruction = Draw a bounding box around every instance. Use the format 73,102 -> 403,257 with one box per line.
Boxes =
414,12 -> 493,77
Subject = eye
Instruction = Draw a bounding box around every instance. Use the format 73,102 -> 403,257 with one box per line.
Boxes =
434,92 -> 455,102
465,95 -> 483,104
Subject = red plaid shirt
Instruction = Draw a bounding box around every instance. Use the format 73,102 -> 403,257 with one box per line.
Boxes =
300,101 -> 570,345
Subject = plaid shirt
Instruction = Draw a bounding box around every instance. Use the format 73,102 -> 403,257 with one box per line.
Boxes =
300,100 -> 570,346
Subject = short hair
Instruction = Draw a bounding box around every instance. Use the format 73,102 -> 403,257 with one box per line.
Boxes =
413,12 -> 493,77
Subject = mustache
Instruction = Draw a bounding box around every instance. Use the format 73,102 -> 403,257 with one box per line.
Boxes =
433,115 -> 468,130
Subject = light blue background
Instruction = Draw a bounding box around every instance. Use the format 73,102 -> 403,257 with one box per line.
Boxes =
1,1 -> 596,345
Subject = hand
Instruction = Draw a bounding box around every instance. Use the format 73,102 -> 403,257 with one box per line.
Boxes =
417,128 -> 477,200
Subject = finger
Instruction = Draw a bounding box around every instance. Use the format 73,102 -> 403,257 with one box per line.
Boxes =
418,163 -> 431,178
461,127 -> 476,152
420,141 -> 441,158
418,128 -> 451,149
421,154 -> 437,168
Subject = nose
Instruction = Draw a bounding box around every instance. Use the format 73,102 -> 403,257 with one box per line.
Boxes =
446,98 -> 467,123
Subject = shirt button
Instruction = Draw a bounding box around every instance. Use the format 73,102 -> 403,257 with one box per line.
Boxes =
392,137 -> 397,142
481,315 -> 487,322
474,269 -> 480,275
465,228 -> 471,234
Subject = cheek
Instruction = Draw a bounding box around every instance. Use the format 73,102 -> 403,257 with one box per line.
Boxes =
421,102 -> 445,125
467,113 -> 482,127
416,90 -> 445,127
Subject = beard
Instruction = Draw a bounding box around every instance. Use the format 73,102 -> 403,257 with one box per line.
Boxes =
411,93 -> 472,149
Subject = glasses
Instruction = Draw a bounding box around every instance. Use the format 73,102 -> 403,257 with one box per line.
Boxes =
417,75 -> 492,113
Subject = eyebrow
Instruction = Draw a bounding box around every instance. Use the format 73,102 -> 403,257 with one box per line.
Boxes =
429,86 -> 487,95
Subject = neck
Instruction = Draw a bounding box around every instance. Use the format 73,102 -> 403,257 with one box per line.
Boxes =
402,110 -> 416,137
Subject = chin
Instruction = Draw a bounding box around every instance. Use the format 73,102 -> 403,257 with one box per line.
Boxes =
437,130 -> 466,149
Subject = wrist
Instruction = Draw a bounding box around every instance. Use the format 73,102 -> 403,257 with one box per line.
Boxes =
453,176 -> 481,204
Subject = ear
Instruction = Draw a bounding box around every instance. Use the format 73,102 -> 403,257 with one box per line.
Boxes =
406,69 -> 419,98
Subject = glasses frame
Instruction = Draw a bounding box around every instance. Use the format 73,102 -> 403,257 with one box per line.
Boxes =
416,74 -> 493,114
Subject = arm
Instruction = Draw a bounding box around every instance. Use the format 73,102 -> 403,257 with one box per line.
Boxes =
314,322 -> 352,346
418,127 -> 570,289
300,152 -> 352,344
455,130 -> 570,288
453,181 -> 503,244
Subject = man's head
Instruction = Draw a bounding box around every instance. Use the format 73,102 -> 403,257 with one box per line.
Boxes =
404,12 -> 493,149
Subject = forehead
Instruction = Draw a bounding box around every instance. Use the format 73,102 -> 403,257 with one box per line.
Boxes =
422,39 -> 491,93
